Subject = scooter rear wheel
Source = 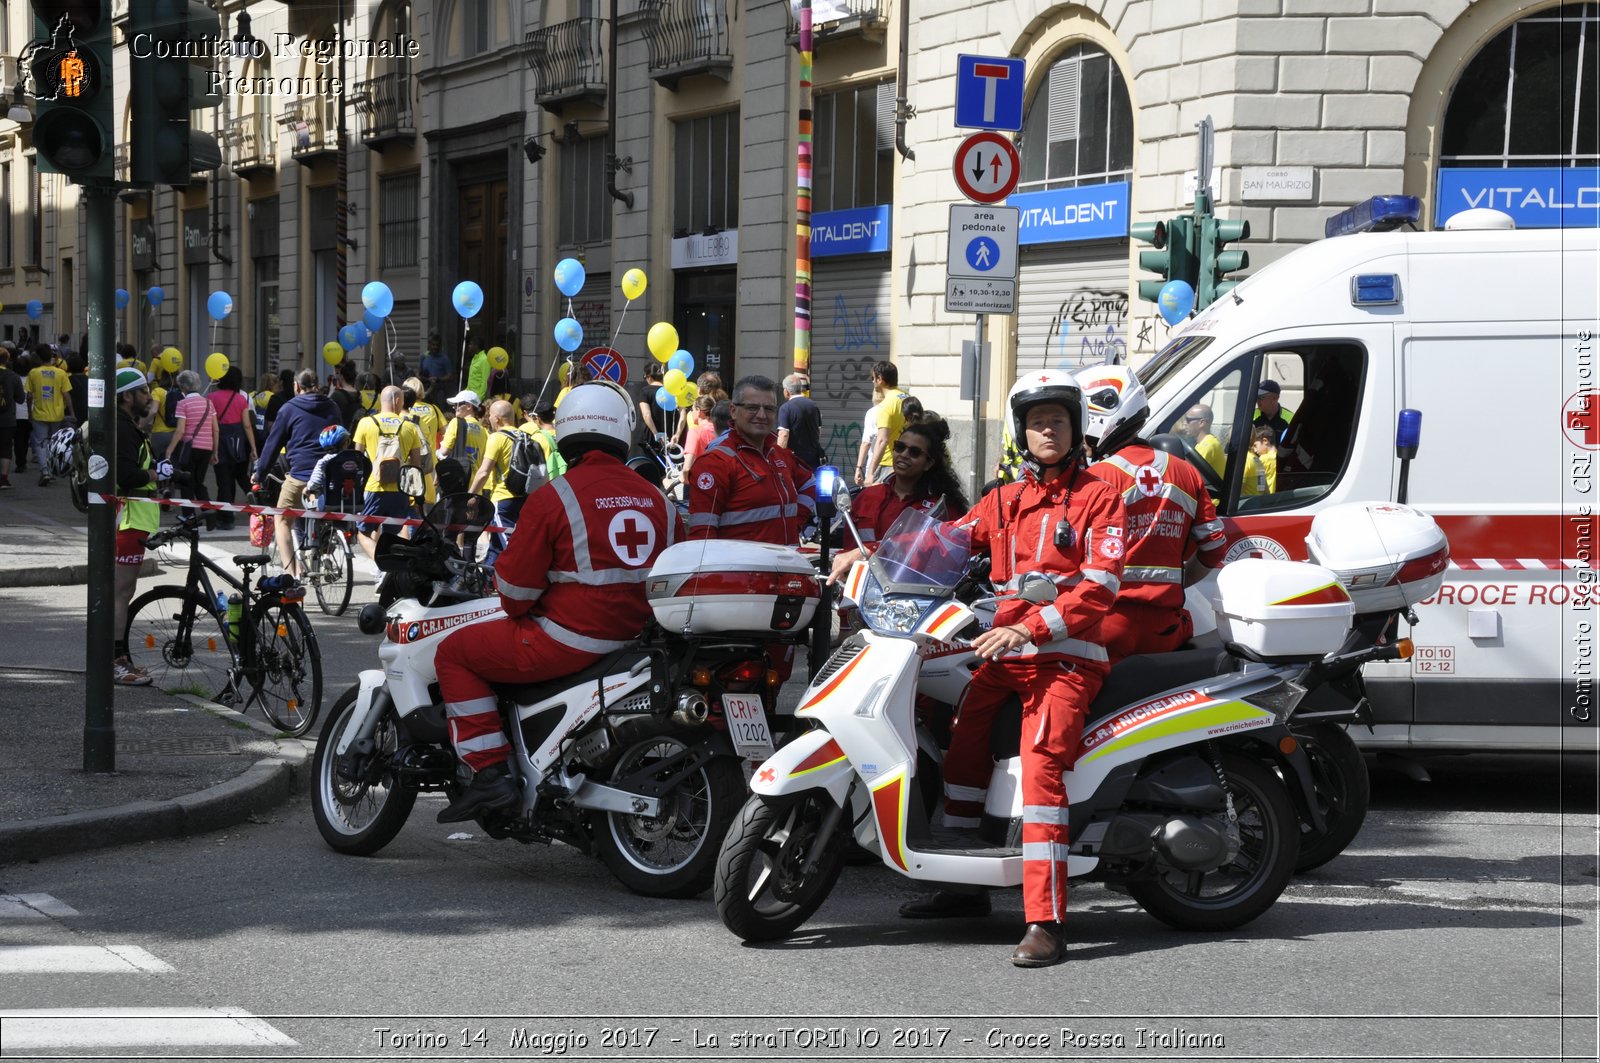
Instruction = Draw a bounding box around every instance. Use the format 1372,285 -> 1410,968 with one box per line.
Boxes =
714,792 -> 847,942
1292,722 -> 1370,872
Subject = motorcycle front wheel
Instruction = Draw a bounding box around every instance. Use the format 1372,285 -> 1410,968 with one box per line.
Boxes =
592,726 -> 745,899
312,685 -> 417,855
714,792 -> 848,942
1126,750 -> 1299,932
1292,722 -> 1371,872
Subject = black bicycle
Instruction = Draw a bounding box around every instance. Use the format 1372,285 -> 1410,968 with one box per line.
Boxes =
297,517 -> 355,617
126,513 -> 324,736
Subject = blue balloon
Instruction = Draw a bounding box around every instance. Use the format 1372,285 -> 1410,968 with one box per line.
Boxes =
361,281 -> 394,317
553,317 -> 584,353
339,324 -> 361,351
147,286 -> 164,307
363,309 -> 386,333
115,288 -> 130,310
25,300 -> 42,321
452,280 -> 484,320
553,258 -> 587,299
1158,280 -> 1195,325
352,322 -> 372,347
667,349 -> 695,377
655,386 -> 679,412
207,290 -> 233,322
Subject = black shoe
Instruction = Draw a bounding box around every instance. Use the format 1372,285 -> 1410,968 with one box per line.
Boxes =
1011,922 -> 1065,968
437,765 -> 519,823
899,889 -> 992,919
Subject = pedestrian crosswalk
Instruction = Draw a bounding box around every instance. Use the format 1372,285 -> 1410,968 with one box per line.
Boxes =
0,892 -> 298,1052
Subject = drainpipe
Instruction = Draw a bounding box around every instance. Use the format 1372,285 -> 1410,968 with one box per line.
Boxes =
606,0 -> 633,207
894,0 -> 914,161
211,5 -> 232,266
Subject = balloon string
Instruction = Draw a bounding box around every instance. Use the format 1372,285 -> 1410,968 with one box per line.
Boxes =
458,333 -> 469,394
611,297 -> 632,351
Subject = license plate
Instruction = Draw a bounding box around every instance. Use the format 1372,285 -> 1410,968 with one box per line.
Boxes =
722,693 -> 775,763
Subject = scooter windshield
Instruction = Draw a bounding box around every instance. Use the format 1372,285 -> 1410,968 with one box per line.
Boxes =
871,504 -> 972,593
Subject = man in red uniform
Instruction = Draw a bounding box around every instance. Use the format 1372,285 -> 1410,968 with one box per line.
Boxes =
432,383 -> 680,823
686,374 -> 815,545
903,370 -> 1126,968
1074,364 -> 1228,659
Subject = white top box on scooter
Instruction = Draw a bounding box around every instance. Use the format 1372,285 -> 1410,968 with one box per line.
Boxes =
1304,502 -> 1450,613
1210,559 -> 1354,660
646,540 -> 821,635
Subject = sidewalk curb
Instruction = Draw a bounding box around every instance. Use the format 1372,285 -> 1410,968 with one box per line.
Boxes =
0,558 -> 160,588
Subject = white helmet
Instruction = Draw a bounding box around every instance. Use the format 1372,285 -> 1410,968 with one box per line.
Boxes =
1073,363 -> 1149,459
554,381 -> 635,461
1006,369 -> 1085,466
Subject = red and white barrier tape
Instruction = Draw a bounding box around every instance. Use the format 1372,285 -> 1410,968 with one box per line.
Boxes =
1450,559 -> 1588,571
88,493 -> 513,535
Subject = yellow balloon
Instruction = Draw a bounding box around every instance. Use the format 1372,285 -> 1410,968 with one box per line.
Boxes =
647,322 -> 679,363
488,346 -> 509,371
322,341 -> 344,366
160,346 -> 183,373
205,352 -> 229,381
683,382 -> 700,402
621,268 -> 648,302
663,368 -> 687,394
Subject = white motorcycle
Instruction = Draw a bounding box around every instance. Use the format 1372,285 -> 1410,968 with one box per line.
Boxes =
713,495 -> 1442,941
311,493 -> 756,898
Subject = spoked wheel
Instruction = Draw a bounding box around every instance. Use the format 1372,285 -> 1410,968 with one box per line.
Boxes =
1292,722 -> 1371,872
309,526 -> 354,617
124,588 -> 234,700
312,686 -> 417,854
248,600 -> 322,736
1126,751 -> 1300,931
592,727 -> 745,898
714,792 -> 848,942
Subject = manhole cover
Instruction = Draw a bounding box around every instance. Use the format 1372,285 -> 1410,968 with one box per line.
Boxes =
116,737 -> 244,756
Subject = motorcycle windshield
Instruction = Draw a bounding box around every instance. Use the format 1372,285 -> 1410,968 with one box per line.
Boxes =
871,503 -> 972,593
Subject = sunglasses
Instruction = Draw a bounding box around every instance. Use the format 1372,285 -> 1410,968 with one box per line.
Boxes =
1183,415 -> 1209,423
892,440 -> 926,459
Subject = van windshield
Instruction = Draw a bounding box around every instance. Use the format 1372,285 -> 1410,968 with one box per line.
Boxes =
1137,333 -> 1215,395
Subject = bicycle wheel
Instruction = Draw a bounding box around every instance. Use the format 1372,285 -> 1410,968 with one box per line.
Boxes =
125,588 -> 234,700
310,525 -> 354,617
248,599 -> 322,736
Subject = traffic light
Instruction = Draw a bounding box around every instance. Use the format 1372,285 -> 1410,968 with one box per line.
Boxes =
1132,216 -> 1195,303
1198,215 -> 1250,307
29,1 -> 114,180
128,0 -> 222,187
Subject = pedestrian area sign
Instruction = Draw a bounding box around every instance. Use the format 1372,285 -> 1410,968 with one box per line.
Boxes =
947,204 -> 1019,279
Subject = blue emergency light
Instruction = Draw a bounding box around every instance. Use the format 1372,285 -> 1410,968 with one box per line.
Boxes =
1324,195 -> 1423,238
1396,408 -> 1422,457
1350,273 -> 1401,306
815,465 -> 841,502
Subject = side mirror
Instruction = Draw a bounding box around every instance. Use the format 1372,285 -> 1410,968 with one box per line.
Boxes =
833,485 -> 852,515
1019,571 -> 1056,604
398,465 -> 425,503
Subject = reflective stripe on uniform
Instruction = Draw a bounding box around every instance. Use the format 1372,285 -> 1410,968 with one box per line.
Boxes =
687,512 -> 719,530
1022,841 -> 1072,863
1081,568 -> 1120,594
553,478 -> 592,571
535,615 -> 632,654
720,503 -> 798,527
496,575 -> 544,601
549,567 -> 652,585
1014,637 -> 1109,662
455,730 -> 510,754
1122,565 -> 1181,584
1023,805 -> 1070,825
1038,604 -> 1070,640
444,696 -> 498,719
944,782 -> 988,801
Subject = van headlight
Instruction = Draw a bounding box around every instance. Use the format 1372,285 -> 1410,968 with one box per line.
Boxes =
859,576 -> 935,635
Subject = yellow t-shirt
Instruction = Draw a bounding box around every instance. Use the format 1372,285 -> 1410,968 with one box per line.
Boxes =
151,386 -> 172,433
555,385 -> 571,409
353,412 -> 424,495
480,429 -> 518,503
875,390 -> 909,469
409,401 -> 445,450
1241,449 -> 1278,496
1194,433 -> 1226,478
26,365 -> 71,423
439,415 -> 488,470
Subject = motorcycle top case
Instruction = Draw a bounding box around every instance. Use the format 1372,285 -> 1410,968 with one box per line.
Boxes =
1304,501 -> 1450,613
646,540 -> 821,635
1210,559 -> 1355,660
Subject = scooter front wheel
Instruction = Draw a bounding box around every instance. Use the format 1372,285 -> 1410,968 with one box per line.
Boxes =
714,792 -> 847,942
312,685 -> 417,855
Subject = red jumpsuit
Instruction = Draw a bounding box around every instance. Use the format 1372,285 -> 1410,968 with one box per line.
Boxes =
849,481 -> 942,548
1087,444 -> 1228,661
686,433 -> 816,544
434,452 -> 680,771
942,464 -> 1125,925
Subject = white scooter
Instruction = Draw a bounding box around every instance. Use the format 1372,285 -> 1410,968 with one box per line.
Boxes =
713,494 -> 1440,941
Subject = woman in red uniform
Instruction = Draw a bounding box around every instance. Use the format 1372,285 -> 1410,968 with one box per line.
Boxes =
827,413 -> 969,576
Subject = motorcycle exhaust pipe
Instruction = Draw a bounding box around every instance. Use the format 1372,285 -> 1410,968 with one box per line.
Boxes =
671,690 -> 710,726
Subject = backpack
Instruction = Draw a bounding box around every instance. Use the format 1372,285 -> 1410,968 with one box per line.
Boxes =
373,419 -> 404,488
535,427 -> 568,479
433,415 -> 470,497
162,387 -> 179,425
500,428 -> 547,497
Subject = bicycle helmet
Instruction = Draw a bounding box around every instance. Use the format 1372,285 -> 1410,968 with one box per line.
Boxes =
47,426 -> 79,477
1073,363 -> 1149,459
318,424 -> 350,450
1006,369 -> 1086,467
555,381 -> 634,462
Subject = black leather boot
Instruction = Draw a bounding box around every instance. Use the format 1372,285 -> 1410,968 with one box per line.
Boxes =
437,764 -> 519,823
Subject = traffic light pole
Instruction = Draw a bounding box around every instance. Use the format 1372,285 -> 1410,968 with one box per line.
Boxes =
84,179 -> 117,773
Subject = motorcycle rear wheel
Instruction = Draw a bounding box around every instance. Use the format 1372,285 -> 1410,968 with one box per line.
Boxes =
592,726 -> 745,899
1126,750 -> 1299,932
312,685 -> 417,855
714,792 -> 847,942
1292,722 -> 1370,872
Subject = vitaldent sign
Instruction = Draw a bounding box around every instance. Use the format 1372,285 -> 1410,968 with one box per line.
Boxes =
1435,167 -> 1600,228
811,205 -> 891,257
1008,181 -> 1129,245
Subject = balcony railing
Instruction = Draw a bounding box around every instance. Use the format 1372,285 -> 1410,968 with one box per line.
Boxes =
639,0 -> 732,89
354,71 -> 416,149
280,97 -> 343,164
786,0 -> 888,43
524,18 -> 608,112
113,141 -> 129,182
227,111 -> 277,175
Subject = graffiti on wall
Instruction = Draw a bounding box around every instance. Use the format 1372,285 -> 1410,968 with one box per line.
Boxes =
1043,288 -> 1129,368
1133,313 -> 1177,355
811,292 -> 886,463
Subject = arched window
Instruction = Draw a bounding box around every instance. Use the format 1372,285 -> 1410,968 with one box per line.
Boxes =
1017,43 -> 1132,193
442,0 -> 510,59
1441,3 -> 1598,168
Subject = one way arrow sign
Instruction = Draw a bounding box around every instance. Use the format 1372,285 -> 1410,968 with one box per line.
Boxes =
952,131 -> 1020,205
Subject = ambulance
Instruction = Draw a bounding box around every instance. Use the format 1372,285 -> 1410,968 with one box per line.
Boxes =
1138,201 -> 1599,751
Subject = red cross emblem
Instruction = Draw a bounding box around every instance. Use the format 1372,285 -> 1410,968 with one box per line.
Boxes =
1036,374 -> 1051,383
1564,391 -> 1600,450
1135,464 -> 1163,497
608,509 -> 656,565
758,767 -> 776,784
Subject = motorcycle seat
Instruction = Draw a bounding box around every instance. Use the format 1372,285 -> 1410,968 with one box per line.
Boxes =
494,648 -> 648,706
1084,647 -> 1228,728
